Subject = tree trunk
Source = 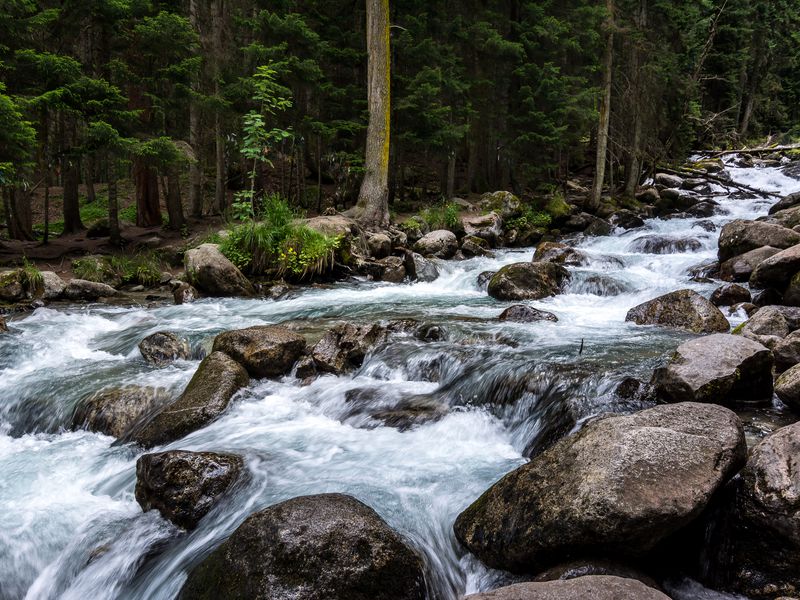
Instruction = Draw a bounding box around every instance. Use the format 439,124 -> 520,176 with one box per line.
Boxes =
62,160 -> 84,234
6,188 -> 35,240
623,0 -> 645,200
212,0 -> 226,215
590,0 -> 614,211
446,151 -> 456,199
134,159 -> 161,227
85,157 -> 96,203
108,169 -> 121,246
189,0 -> 203,218
43,175 -> 50,244
354,0 -> 391,229
166,167 -> 185,230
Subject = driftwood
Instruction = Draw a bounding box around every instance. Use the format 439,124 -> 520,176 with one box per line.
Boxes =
696,143 -> 800,158
658,166 -> 780,198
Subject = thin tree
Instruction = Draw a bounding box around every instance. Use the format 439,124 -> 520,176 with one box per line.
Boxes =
590,0 -> 615,210
354,0 -> 391,229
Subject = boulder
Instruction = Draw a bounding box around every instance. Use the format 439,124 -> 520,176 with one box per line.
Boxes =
488,263 -> 570,301
453,402 -> 746,573
774,330 -> 800,372
463,212 -> 504,246
404,251 -> 439,282
477,271 -> 496,290
655,173 -> 684,188
72,386 -> 170,438
305,214 -> 359,239
63,279 -> 119,301
651,334 -> 773,405
139,332 -> 191,367
718,220 -> 800,262
461,235 -> 492,258
739,306 -> 800,347
463,576 -> 670,600
720,246 -> 782,282
378,256 -> 406,282
0,270 -> 26,302
213,325 -> 306,379
135,450 -> 244,530
711,283 -> 751,307
534,242 -> 588,266
609,210 -> 645,230
627,235 -> 702,254
312,322 -> 387,374
563,213 -> 612,236
499,305 -> 558,323
39,271 -> 66,300
129,352 -> 250,448
768,191 -> 800,215
769,205 -> 800,230
480,191 -> 522,219
775,364 -> 800,411
693,219 -> 717,232
686,201 -> 718,218
625,289 -> 730,333
185,244 -> 255,297
180,493 -> 426,600
750,244 -> 800,289
702,423 -> 800,598
366,232 -> 392,259
636,187 -> 660,204
173,282 -> 198,305
413,230 -> 459,259
783,271 -> 800,306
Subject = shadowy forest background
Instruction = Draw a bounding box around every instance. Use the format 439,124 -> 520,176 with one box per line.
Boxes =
0,0 -> 799,243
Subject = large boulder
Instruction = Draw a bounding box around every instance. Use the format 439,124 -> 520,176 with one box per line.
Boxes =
750,244 -> 800,289
773,330 -> 800,372
377,256 -> 407,282
463,212 -> 504,246
461,235 -> 492,258
63,279 -> 119,301
413,230 -> 458,259
651,334 -> 773,405
185,244 -> 255,297
0,270 -> 26,302
655,173 -> 684,188
488,263 -> 570,301
366,232 -> 392,259
718,220 -> 800,262
311,322 -> 387,374
39,271 -> 66,300
139,332 -> 191,367
72,386 -> 169,438
180,493 -> 426,600
702,423 -> 800,598
404,251 -> 439,282
135,450 -> 244,530
768,191 -> 800,215
454,403 -> 746,574
463,576 -> 670,600
627,235 -> 702,254
533,242 -> 588,266
720,246 -> 781,282
739,305 -> 800,348
710,283 -> 751,307
625,289 -> 730,333
213,325 -> 306,378
499,305 -> 558,323
775,364 -> 800,411
129,352 -> 250,448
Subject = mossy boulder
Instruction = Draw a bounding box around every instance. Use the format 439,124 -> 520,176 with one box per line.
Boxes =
213,325 -> 306,378
185,244 -> 255,298
139,332 -> 191,367
488,262 -> 570,301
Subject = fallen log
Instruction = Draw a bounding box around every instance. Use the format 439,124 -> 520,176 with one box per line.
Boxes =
695,143 -> 800,158
658,166 -> 780,198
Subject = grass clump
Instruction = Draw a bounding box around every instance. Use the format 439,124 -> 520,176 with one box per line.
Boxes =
507,206 -> 552,231
19,258 -> 44,294
419,201 -> 460,231
73,253 -> 164,287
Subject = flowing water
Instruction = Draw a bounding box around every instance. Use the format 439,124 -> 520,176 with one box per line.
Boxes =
2,158 -> 800,600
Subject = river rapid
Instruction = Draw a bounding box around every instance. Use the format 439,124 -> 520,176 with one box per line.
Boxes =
2,158 -> 800,600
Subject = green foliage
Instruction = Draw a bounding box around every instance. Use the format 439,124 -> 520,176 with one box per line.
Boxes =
544,194 -> 571,219
73,253 -> 163,287
19,258 -> 43,295
419,202 -> 460,231
0,83 -> 36,185
507,207 -> 552,231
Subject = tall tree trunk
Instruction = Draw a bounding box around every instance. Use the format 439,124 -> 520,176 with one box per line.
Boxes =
134,159 -> 161,227
623,0 -> 645,199
85,157 -> 96,203
108,166 -> 121,246
166,167 -> 185,230
188,0 -> 203,218
590,0 -> 615,211
212,0 -> 226,214
62,160 -> 84,234
354,0 -> 391,229
7,188 -> 34,241
446,151 -> 456,199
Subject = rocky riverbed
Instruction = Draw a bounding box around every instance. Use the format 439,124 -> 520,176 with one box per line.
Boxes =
2,154 -> 800,599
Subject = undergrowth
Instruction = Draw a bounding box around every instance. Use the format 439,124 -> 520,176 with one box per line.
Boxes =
73,253 -> 163,286
419,202 -> 460,231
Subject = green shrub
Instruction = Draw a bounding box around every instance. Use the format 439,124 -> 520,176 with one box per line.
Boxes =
545,193 -> 571,220
73,256 -> 117,283
508,207 -> 552,231
19,258 -> 43,295
419,201 -> 460,231
74,253 -> 164,287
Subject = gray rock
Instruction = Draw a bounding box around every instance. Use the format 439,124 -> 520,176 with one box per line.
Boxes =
312,322 -> 387,374
378,256 -> 406,282
404,251 -> 440,282
625,289 -> 730,333
39,271 -> 66,300
213,325 -> 306,379
136,450 -> 244,530
413,230 -> 459,259
463,212 -> 504,246
627,235 -> 702,254
464,576 -> 670,600
185,244 -> 255,297
180,494 -> 426,600
768,191 -> 800,215
775,363 -> 800,411
461,235 -> 492,258
454,403 -> 746,573
367,232 -> 392,259
534,242 -> 588,266
488,263 -> 570,301
710,283 -> 751,307
63,279 -> 119,301
477,271 -> 496,290
609,210 -> 645,230
651,334 -> 773,405
739,305 -> 800,347
128,352 -> 249,448
774,330 -> 800,372
72,386 -> 170,438
720,246 -> 782,282
718,220 -> 800,262
139,332 -> 191,367
499,305 -> 559,323
655,173 -> 684,188
749,244 -> 800,289
173,282 -> 198,304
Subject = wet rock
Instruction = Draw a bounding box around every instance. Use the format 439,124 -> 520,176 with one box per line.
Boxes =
463,212 -> 504,246
627,235 -> 702,254
135,450 -> 244,530
574,274 -> 631,297
693,219 -> 717,232
534,560 -> 661,591
609,210 -> 645,230
625,289 -> 730,333
464,576 -> 670,600
129,352 -> 250,448
184,243 -> 255,297
739,306 -> 800,347
655,173 -> 684,188
40,271 -> 66,300
752,288 -> 785,307
172,282 -> 198,304
733,302 -> 759,317
718,220 -> 800,262
404,251 -> 439,282
636,187 -> 660,204
702,422 -> 800,598
688,259 -> 720,281
180,493 -> 426,600
783,272 -> 800,306
312,322 -> 387,374
453,403 -> 746,574
651,334 -> 773,406
386,226 -> 408,248
769,205 -> 800,230
768,191 -> 800,215
213,325 -> 306,379
366,232 -> 392,259
776,364 -> 800,411
563,213 -> 612,236
720,246 -> 782,282
461,235 -> 492,258
413,230 -> 458,259
711,283 -> 751,307
774,330 -> 800,372
750,244 -> 800,289
477,271 -> 496,290
377,256 -> 406,282
63,279 -> 119,301
686,201 -> 718,218
139,332 -> 191,367
72,386 -> 170,438
370,398 -> 449,431
499,305 -> 559,323
534,242 -> 588,266
489,262 -> 570,302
